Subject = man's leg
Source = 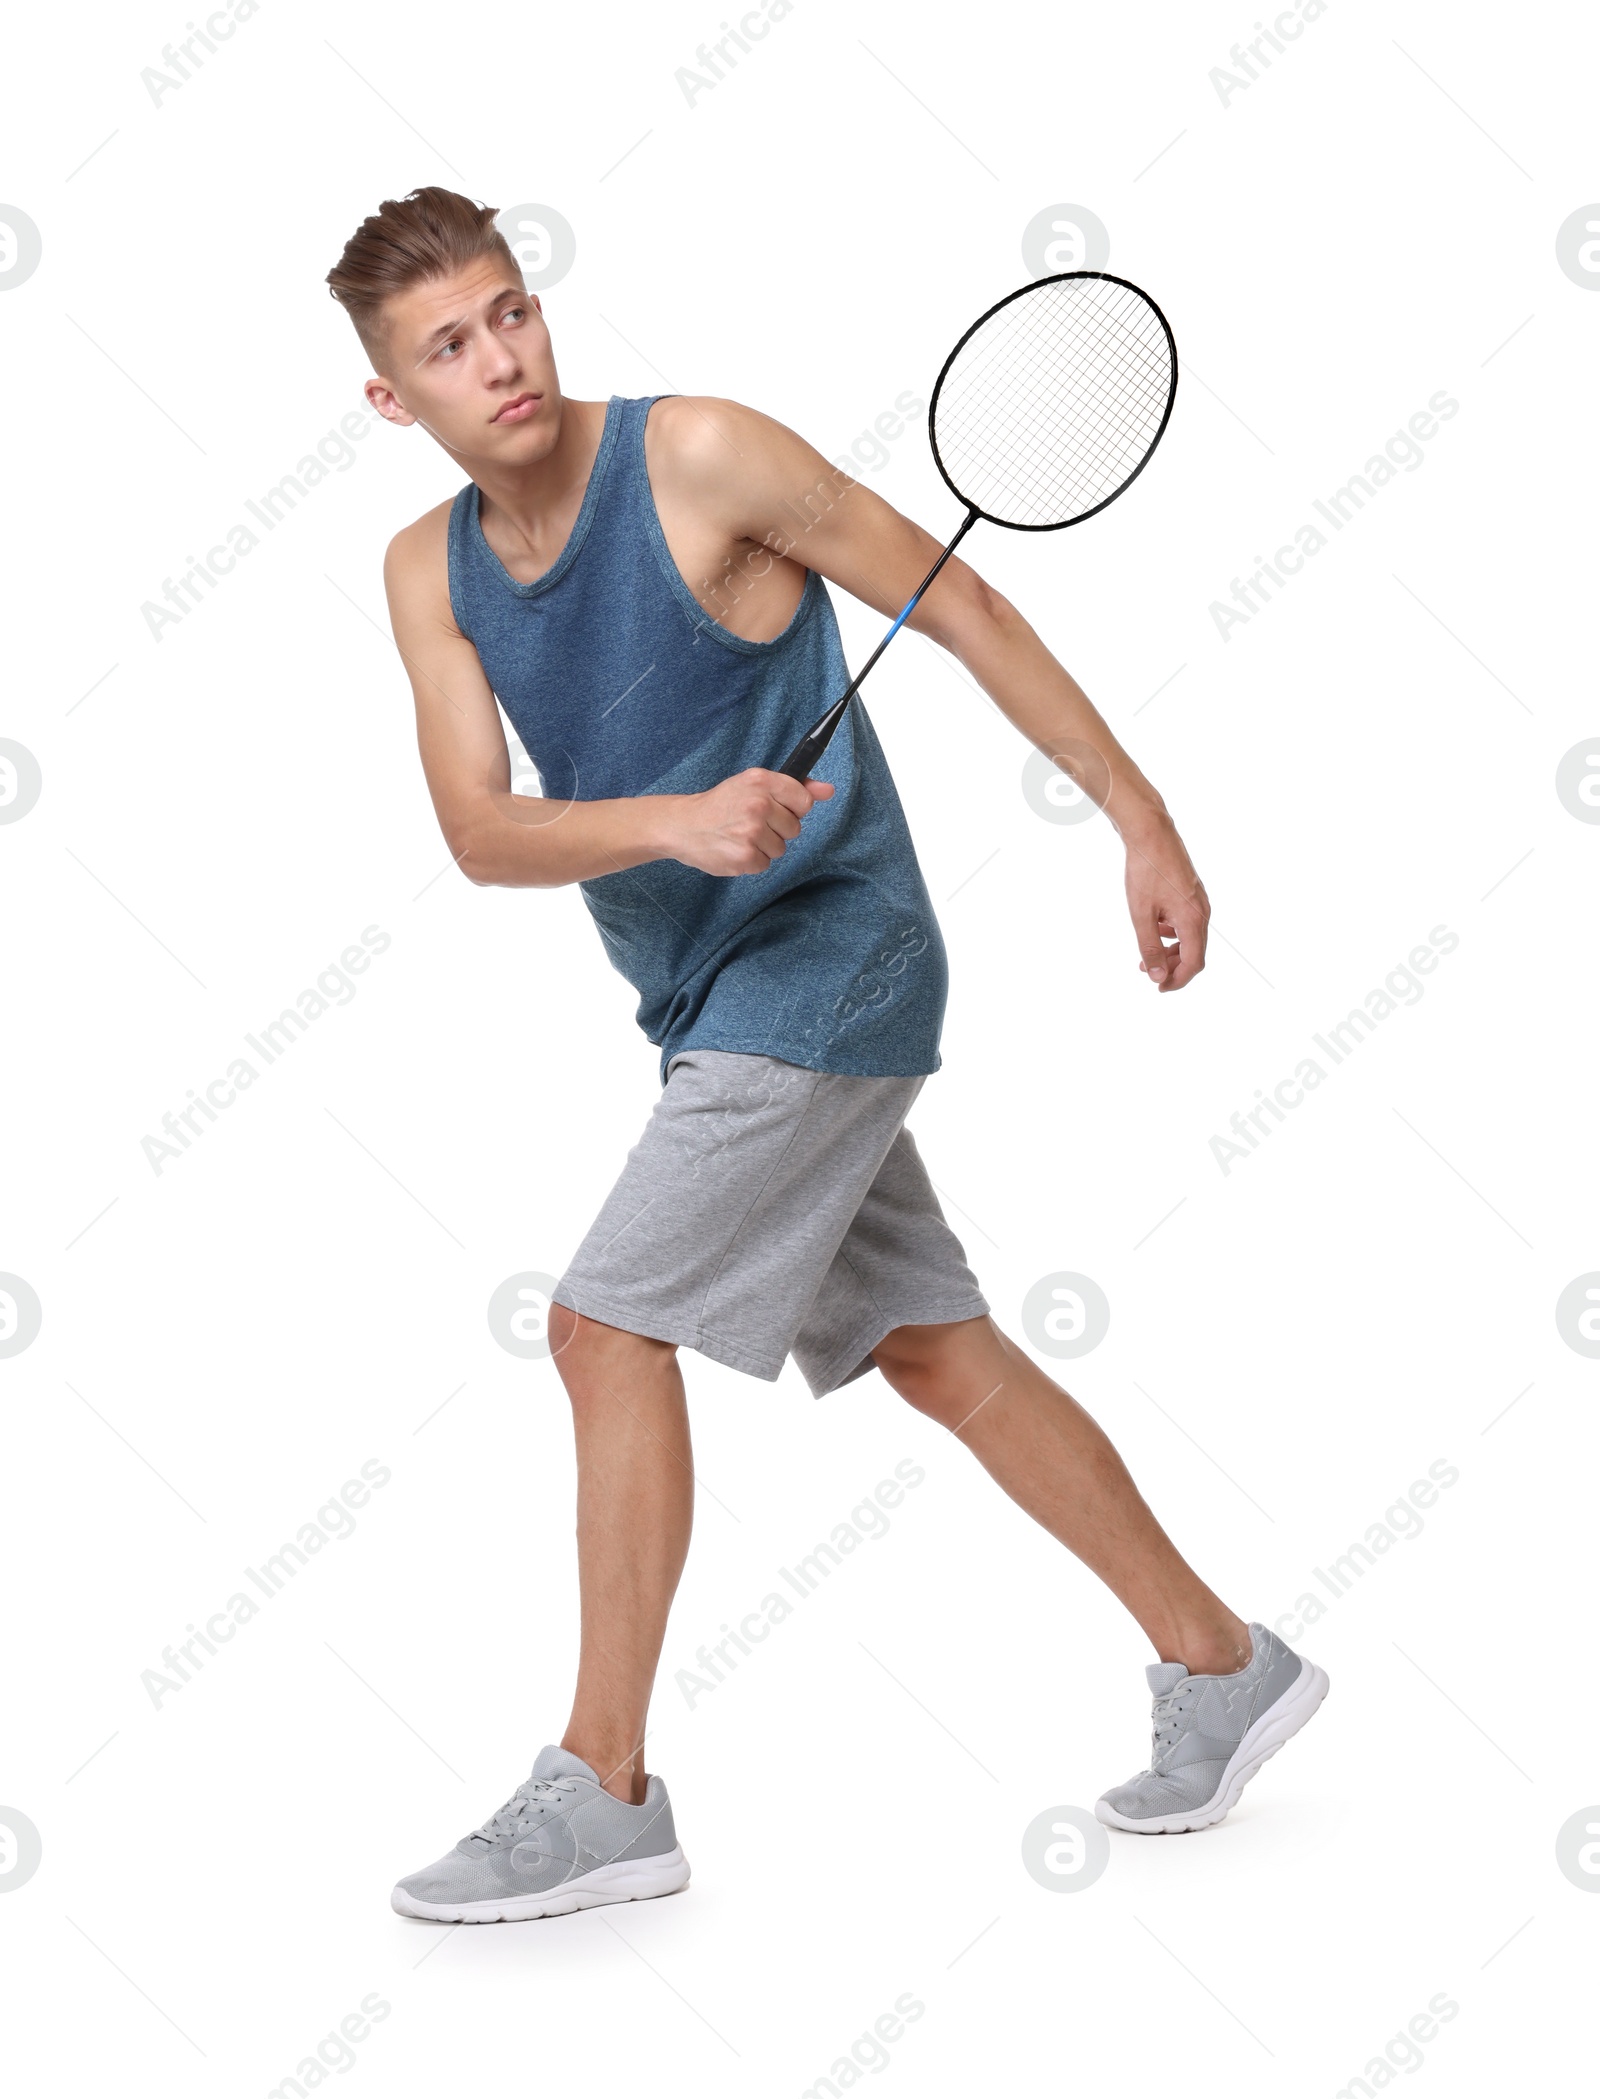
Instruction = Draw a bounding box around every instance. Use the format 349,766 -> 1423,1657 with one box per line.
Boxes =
872,1315 -> 1250,1676
548,1306 -> 694,1804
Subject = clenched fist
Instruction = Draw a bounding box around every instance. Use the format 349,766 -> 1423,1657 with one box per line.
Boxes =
661,768 -> 834,877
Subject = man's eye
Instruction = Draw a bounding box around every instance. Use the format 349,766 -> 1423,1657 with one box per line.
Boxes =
501,307 -> 526,326
438,340 -> 463,359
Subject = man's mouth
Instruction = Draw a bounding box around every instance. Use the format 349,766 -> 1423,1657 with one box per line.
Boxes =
492,392 -> 541,424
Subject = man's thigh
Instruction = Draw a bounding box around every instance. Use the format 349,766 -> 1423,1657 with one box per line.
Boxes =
552,1051 -> 923,1383
790,1126 -> 990,1398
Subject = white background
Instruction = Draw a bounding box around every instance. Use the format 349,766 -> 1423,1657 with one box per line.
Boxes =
2,0 -> 1597,2090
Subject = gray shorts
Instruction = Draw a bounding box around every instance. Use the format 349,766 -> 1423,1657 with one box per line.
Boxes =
551,1050 -> 989,1396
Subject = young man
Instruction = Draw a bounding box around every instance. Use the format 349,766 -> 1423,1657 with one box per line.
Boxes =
328,188 -> 1327,1924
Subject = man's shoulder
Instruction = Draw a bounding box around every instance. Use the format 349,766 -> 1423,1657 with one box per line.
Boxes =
646,394 -> 797,485
383,493 -> 457,586
381,496 -> 469,638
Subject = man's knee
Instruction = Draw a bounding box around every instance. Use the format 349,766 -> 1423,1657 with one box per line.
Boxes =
873,1318 -> 988,1421
548,1302 -> 674,1393
547,1299 -> 585,1364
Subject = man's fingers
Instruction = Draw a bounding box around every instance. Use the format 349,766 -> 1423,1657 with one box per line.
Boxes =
705,769 -> 835,874
1137,932 -> 1174,987
1127,847 -> 1210,992
1136,908 -> 1204,989
744,768 -> 834,817
1134,897 -> 1173,981
1155,903 -> 1208,990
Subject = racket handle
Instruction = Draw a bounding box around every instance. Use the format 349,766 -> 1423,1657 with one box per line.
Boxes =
777,693 -> 853,781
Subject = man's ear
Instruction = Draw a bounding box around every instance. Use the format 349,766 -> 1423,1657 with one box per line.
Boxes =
365,376 -> 416,428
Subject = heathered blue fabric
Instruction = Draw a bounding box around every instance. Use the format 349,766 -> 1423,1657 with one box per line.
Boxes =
446,395 -> 948,1081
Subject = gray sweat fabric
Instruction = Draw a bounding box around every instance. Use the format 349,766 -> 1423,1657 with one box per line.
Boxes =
551,1050 -> 989,1395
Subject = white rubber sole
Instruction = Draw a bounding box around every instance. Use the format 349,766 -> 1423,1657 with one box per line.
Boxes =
1095,1657 -> 1330,1835
391,1845 -> 691,1923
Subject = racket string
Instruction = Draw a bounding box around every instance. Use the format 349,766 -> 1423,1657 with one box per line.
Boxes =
939,286 -> 1169,497
934,277 -> 1174,527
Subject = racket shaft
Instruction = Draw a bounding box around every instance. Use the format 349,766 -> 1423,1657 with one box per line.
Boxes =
777,510 -> 978,779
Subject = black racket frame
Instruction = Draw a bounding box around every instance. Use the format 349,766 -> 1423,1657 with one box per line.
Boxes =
778,271 -> 1179,781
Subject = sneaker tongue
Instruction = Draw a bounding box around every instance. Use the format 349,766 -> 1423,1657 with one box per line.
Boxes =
1145,1662 -> 1190,1695
530,1743 -> 600,1785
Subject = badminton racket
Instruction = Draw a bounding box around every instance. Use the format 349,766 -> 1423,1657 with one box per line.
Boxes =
778,269 -> 1178,780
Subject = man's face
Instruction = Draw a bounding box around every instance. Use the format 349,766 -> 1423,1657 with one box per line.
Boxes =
364,256 -> 562,463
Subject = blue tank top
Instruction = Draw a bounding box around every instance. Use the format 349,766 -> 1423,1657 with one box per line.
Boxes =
446,395 -> 948,1080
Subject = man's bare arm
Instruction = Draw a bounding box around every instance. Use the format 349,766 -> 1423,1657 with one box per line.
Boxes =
382,511 -> 830,888
657,398 -> 1209,991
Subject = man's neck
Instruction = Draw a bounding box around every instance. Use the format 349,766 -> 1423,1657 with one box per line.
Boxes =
465,395 -> 609,577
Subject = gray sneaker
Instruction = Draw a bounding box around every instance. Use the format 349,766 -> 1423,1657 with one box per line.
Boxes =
392,1745 -> 690,1922
1096,1621 -> 1329,1834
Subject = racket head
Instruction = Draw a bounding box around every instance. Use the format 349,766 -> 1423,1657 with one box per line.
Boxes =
928,270 -> 1178,533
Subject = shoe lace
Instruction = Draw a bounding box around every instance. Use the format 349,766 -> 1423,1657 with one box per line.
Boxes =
467,1777 -> 580,1846
1150,1688 -> 1194,1765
